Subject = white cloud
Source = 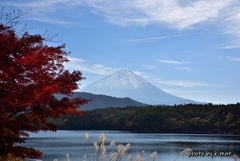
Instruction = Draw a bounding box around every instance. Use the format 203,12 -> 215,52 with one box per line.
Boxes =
142,64 -> 156,70
64,56 -> 117,75
86,64 -> 117,75
84,0 -> 232,29
84,0 -> 240,48
65,57 -> 218,89
133,71 -> 151,80
3,0 -> 240,48
2,0 -> 233,29
222,44 -> 240,49
224,4 -> 240,30
164,89 -> 205,94
175,67 -> 192,72
157,80 -> 217,87
119,34 -> 187,45
1,0 -> 77,25
117,33 -> 208,45
157,59 -> 186,64
2,0 -> 239,35
132,70 -> 215,88
2,0 -> 62,13
29,17 -> 72,25
220,1 -> 240,48
67,56 -> 86,63
226,57 -> 240,61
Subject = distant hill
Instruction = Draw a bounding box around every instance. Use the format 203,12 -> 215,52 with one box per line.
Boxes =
82,69 -> 200,105
55,92 -> 147,110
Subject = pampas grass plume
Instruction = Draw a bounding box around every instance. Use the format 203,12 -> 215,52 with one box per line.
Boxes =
126,155 -> 132,161
109,140 -> 116,146
122,143 -> 131,155
83,153 -> 87,161
136,154 -> 144,161
94,142 -> 99,152
99,133 -> 106,145
117,144 -> 124,156
148,151 -> 158,161
101,144 -> 106,154
65,153 -> 70,161
174,148 -> 192,161
179,148 -> 192,155
84,132 -> 89,144
140,151 -> 145,157
234,154 -> 238,161
109,152 -> 118,161
53,133 -> 203,161
99,154 -> 106,161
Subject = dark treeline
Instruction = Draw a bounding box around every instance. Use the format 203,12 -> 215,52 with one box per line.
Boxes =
58,103 -> 240,134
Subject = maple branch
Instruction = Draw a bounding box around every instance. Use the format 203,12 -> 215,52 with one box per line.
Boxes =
0,8 -> 31,27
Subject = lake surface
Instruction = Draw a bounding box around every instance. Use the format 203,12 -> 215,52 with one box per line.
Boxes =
23,130 -> 240,161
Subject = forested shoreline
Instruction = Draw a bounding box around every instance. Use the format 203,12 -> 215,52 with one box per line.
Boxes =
59,103 -> 240,134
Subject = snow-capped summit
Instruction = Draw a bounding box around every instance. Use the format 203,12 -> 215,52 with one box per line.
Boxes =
89,69 -> 154,89
82,69 -> 198,105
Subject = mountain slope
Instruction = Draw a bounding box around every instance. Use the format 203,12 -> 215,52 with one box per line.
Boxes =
55,92 -> 147,110
82,69 -> 199,105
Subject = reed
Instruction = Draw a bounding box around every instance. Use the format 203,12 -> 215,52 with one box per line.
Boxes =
52,133 -> 238,161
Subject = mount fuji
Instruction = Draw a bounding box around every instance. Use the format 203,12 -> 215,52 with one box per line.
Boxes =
81,69 -> 199,105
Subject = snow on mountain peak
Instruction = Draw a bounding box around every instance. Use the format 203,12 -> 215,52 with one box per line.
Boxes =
89,69 -> 153,89
82,69 -> 198,105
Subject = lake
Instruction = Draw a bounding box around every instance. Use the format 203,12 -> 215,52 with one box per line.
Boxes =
23,130 -> 240,161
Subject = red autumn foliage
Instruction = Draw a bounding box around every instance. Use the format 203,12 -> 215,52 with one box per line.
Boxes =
0,24 -> 88,159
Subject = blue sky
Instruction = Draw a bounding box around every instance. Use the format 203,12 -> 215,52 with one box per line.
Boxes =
1,0 -> 240,104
